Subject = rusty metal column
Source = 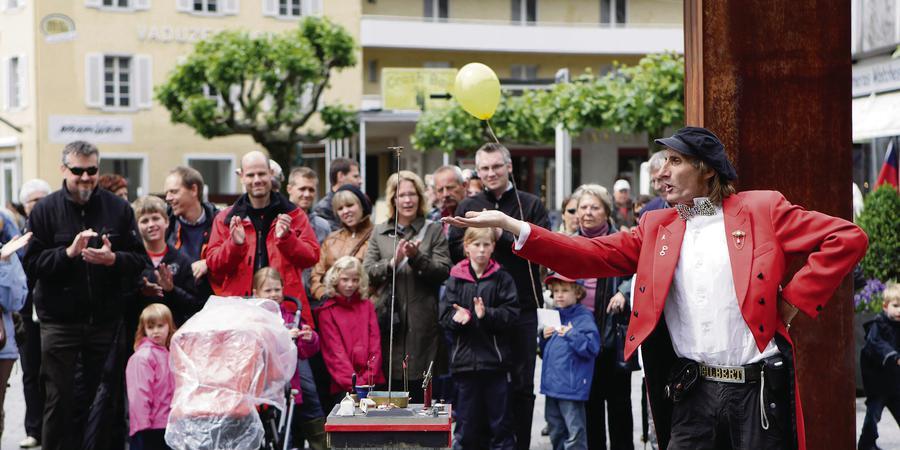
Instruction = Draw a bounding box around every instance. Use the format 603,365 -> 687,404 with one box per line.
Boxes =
684,0 -> 856,448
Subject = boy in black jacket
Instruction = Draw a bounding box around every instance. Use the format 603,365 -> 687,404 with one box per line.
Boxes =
859,281 -> 900,450
133,196 -> 203,327
440,227 -> 518,450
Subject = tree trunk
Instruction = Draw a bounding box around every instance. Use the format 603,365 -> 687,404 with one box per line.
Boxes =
261,140 -> 296,188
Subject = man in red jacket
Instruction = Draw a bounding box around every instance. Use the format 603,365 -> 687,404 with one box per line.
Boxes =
445,127 -> 868,450
205,150 -> 320,325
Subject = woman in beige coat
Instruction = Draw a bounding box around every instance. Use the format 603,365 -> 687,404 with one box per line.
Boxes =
364,171 -> 451,402
309,185 -> 374,302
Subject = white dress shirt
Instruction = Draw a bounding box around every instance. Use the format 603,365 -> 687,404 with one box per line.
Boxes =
515,198 -> 779,366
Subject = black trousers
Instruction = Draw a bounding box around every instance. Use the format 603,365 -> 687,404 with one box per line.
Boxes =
507,308 -> 537,450
858,394 -> 900,450
586,351 -> 634,450
453,371 -> 515,450
667,373 -> 793,450
20,317 -> 43,438
40,321 -> 117,450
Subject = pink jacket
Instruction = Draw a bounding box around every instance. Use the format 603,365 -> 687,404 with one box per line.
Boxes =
126,338 -> 175,436
281,300 -> 320,404
315,293 -> 384,394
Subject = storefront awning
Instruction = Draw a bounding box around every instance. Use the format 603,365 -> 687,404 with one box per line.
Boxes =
853,91 -> 900,141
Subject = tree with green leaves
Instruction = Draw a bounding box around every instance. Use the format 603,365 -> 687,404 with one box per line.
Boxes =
857,185 -> 900,282
156,17 -> 358,170
412,52 -> 684,155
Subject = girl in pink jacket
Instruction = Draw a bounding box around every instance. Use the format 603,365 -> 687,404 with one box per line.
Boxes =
126,303 -> 177,450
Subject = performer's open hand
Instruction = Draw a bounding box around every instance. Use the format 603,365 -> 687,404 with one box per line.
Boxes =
0,232 -> 31,261
230,216 -> 245,245
451,304 -> 471,325
274,213 -> 291,239
442,210 -> 522,235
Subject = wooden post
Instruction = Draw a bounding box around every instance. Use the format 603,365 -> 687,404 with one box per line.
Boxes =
683,1 -> 856,448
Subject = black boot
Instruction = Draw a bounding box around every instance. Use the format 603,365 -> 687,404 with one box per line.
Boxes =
301,417 -> 328,450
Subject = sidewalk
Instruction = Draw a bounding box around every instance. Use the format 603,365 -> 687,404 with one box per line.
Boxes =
2,359 -> 898,449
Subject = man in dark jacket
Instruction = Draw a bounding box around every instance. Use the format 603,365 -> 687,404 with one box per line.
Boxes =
23,141 -> 146,450
164,166 -> 218,298
448,143 -> 549,450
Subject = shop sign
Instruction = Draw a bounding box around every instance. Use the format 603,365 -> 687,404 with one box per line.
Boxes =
48,115 -> 133,144
853,57 -> 900,97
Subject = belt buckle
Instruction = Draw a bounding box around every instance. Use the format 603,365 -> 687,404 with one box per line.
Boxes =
699,363 -> 746,383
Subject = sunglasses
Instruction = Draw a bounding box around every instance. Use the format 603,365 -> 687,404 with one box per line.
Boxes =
566,208 -> 577,214
66,165 -> 99,176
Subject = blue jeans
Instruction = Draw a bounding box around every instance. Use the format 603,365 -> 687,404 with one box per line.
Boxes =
545,397 -> 587,450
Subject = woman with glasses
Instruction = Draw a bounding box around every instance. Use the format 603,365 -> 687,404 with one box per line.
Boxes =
559,194 -> 579,235
364,171 -> 451,402
571,184 -> 638,450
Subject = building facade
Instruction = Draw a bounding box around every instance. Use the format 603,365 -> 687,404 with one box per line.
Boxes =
0,0 -> 682,211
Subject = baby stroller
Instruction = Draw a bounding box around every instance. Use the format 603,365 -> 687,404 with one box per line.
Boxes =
164,296 -> 298,450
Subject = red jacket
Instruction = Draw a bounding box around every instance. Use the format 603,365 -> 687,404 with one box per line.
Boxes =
205,193 -> 320,325
315,293 -> 385,394
515,190 -> 868,450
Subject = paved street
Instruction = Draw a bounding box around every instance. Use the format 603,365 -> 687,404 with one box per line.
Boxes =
2,358 -> 898,449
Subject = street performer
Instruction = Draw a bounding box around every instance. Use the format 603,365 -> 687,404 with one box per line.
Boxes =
443,127 -> 868,450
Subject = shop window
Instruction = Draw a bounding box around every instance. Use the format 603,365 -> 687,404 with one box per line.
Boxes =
187,156 -> 236,196
99,155 -> 146,200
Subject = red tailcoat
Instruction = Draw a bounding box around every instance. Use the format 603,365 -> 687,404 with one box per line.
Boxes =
515,190 -> 867,450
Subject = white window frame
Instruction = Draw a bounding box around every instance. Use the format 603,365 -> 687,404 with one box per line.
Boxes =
424,0 -> 448,21
1,0 -> 25,12
177,0 -> 238,16
2,55 -> 27,111
184,153 -> 237,195
85,0 -> 151,11
600,0 -> 627,26
85,53 -> 152,112
0,151 -> 20,206
99,153 -> 149,198
262,0 -> 321,19
103,55 -> 133,109
511,0 -> 536,24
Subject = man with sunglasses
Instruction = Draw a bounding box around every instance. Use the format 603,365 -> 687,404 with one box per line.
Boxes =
23,141 -> 145,450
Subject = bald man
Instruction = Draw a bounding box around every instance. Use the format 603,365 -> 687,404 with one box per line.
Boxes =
205,150 -> 321,324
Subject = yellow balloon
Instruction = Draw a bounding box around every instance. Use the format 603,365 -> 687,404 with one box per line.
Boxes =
454,63 -> 501,120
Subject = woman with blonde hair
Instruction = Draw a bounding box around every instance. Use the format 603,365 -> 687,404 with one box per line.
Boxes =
364,170 -> 451,402
309,185 -> 373,302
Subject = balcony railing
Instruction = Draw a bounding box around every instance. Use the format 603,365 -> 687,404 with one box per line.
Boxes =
360,15 -> 683,55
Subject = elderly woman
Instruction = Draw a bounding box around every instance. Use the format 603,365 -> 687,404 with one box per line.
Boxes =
364,171 -> 451,402
310,185 -> 374,303
569,183 -> 637,450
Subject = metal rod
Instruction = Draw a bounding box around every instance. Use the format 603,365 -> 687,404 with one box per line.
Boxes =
386,145 -> 404,402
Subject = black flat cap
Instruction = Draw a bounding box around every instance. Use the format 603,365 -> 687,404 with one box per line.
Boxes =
654,127 -> 737,181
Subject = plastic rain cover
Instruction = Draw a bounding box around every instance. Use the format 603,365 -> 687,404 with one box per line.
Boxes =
164,296 -> 297,450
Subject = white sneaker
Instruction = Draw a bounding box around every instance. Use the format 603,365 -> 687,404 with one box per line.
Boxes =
19,436 -> 40,448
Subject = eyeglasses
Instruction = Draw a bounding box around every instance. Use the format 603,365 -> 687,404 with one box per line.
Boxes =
66,165 -> 99,176
566,208 -> 577,214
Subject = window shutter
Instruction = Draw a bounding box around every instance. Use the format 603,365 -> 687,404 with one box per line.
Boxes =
85,0 -> 102,8
262,0 -> 277,16
310,0 -> 322,15
301,0 -> 321,16
1,58 -> 8,111
222,0 -> 239,14
229,85 -> 242,112
84,53 -> 103,108
134,54 -> 153,109
134,0 -> 151,10
175,0 -> 192,12
16,55 -> 26,109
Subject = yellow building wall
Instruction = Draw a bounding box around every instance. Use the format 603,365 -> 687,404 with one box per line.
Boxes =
26,1 -> 362,194
362,48 -> 641,95
0,1 -> 38,193
363,0 -> 681,25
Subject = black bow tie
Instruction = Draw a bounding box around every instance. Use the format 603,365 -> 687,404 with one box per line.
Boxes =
675,199 -> 716,221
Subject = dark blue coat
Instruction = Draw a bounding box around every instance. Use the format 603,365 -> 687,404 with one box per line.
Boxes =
861,312 -> 900,398
539,303 -> 600,401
